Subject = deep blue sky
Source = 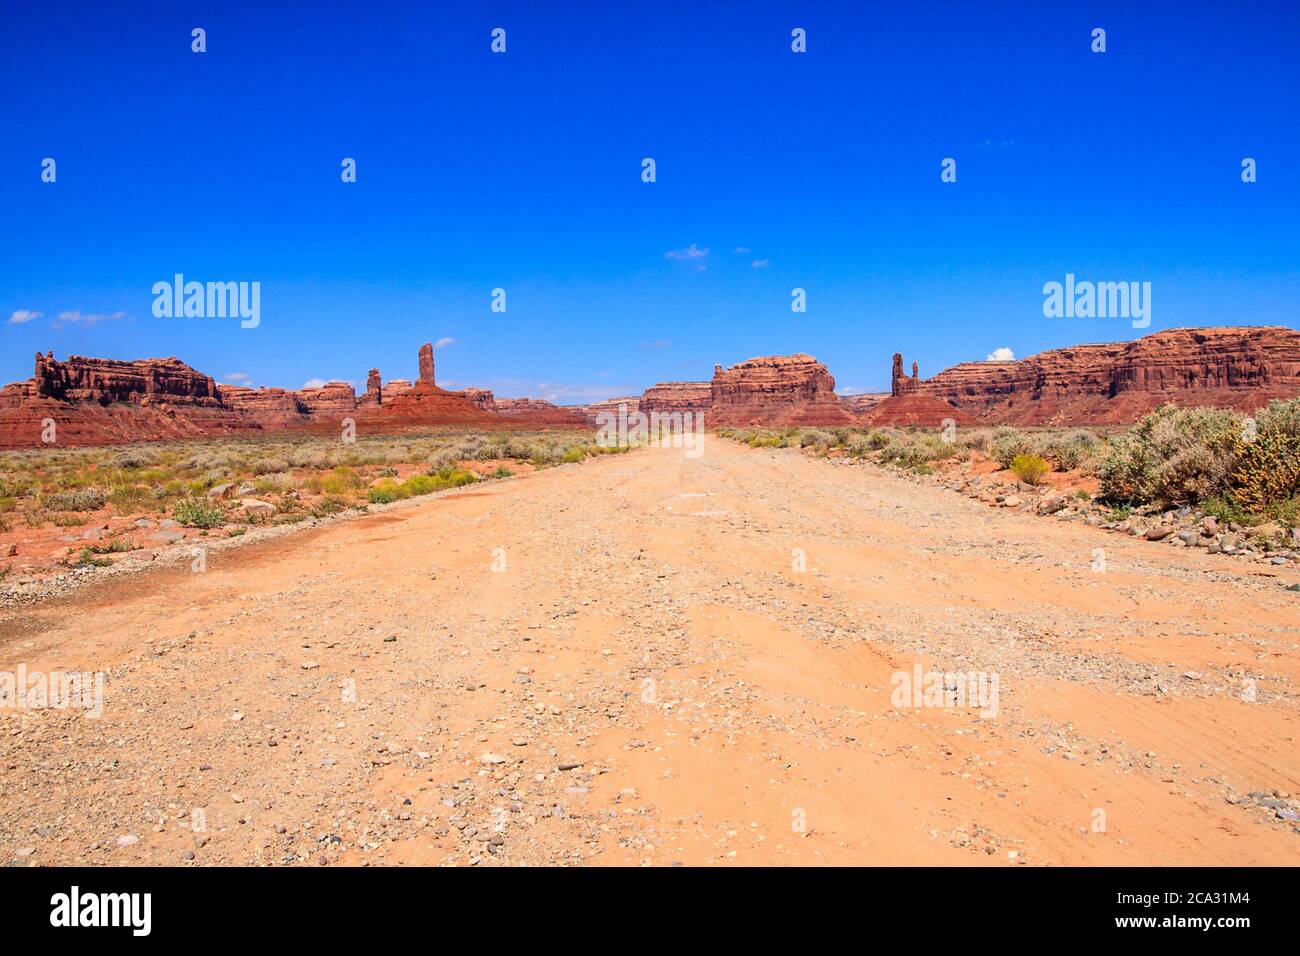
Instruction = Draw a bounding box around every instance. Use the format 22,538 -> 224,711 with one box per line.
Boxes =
2,1 -> 1297,401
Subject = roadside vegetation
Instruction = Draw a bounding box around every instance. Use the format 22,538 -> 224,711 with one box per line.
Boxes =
720,397 -> 1300,528
0,430 -> 623,551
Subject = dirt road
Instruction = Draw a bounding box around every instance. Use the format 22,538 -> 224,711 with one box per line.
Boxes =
2,439 -> 1298,866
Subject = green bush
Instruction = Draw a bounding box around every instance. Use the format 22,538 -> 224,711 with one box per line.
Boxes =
1230,399 -> 1300,511
43,488 -> 107,512
1010,453 -> 1049,485
1043,430 -> 1099,471
1099,406 -> 1239,506
991,428 -> 1033,468
173,498 -> 227,528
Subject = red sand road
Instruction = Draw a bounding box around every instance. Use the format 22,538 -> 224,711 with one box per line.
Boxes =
1,440 -> 1298,865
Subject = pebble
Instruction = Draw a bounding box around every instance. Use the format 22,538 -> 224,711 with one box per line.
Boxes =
116,834 -> 139,847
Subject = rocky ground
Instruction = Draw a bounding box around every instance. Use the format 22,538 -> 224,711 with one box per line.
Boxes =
1,440 -> 1297,866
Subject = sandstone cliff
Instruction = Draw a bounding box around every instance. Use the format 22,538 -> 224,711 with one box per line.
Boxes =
891,326 -> 1300,425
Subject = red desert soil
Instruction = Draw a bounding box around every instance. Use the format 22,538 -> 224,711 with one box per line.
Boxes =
1,439 -> 1297,866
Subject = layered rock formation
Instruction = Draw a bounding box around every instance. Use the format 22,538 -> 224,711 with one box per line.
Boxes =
0,344 -> 579,448
418,343 -> 435,386
4,327 -> 1296,448
709,354 -> 856,426
890,327 -> 1300,425
493,398 -> 591,428
639,382 -> 711,416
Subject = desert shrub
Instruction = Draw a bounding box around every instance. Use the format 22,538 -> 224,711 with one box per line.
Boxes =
0,476 -> 33,498
310,496 -> 349,517
1200,495 -> 1254,527
990,428 -> 1032,469
321,467 -> 362,495
251,456 -> 290,476
1042,429 -> 1100,471
880,433 -> 947,468
844,435 -> 875,457
43,488 -> 107,512
1010,453 -> 1049,485
70,547 -> 113,568
173,498 -> 227,528
958,429 -> 994,454
561,446 -> 587,464
1099,406 -> 1239,506
427,448 -> 463,472
799,429 -> 835,448
1229,399 -> 1300,511
108,484 -> 159,514
427,468 -> 479,489
492,466 -> 514,478
367,479 -> 404,504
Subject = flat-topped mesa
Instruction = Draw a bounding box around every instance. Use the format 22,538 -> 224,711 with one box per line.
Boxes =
298,381 -> 356,418
460,387 -> 496,412
418,343 -> 435,387
639,382 -> 712,416
709,353 -> 856,426
34,352 -> 222,406
904,326 -> 1300,425
493,397 -> 591,427
577,396 -> 642,426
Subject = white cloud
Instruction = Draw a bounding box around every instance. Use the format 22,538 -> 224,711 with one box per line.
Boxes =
986,347 -> 1015,362
836,386 -> 867,396
533,382 -> 635,403
639,340 -> 670,350
55,310 -> 126,325
225,372 -> 252,385
8,310 -> 42,324
665,242 -> 709,261
302,378 -> 329,389
734,246 -> 751,254
751,259 -> 771,269
433,337 -> 455,349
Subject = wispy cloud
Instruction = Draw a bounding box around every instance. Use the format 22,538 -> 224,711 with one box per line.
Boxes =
8,310 -> 42,324
434,336 -> 455,349
985,347 -> 1015,361
836,386 -> 868,395
734,246 -> 751,254
472,376 -> 635,405
751,259 -> 771,269
665,242 -> 708,261
302,378 -> 329,389
55,310 -> 126,326
639,339 -> 670,350
225,372 -> 252,385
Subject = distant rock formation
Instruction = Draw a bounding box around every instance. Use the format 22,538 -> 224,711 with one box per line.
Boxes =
887,326 -> 1300,425
418,343 -> 435,386
0,343 -> 576,448
3,327 -> 1296,448
709,354 -> 856,426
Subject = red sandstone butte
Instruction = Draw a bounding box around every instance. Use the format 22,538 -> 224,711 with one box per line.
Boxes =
883,326 -> 1300,426
0,344 -> 581,449
708,354 -> 856,426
